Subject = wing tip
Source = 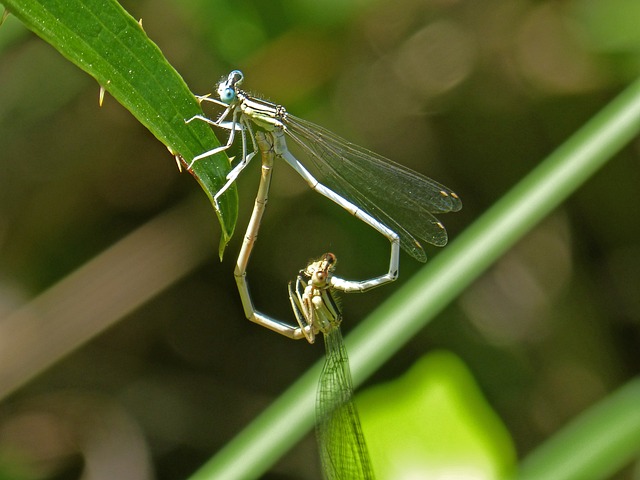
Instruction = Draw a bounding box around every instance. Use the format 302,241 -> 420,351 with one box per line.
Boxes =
439,189 -> 463,212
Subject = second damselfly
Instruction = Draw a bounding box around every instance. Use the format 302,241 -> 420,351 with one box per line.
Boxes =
290,252 -> 375,479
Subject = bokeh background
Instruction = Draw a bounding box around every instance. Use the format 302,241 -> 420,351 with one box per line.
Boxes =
1,0 -> 640,478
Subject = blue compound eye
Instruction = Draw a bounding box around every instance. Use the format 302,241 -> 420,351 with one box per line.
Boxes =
219,86 -> 236,103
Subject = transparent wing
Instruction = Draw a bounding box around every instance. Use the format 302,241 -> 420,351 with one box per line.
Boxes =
284,115 -> 462,262
316,327 -> 375,480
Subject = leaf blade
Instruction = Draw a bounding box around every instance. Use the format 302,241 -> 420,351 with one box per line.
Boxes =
2,0 -> 237,252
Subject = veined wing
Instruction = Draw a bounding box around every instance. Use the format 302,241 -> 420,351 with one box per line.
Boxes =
284,115 -> 462,262
316,327 -> 375,480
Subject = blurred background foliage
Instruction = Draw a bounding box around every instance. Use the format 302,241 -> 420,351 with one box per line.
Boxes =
1,0 -> 640,478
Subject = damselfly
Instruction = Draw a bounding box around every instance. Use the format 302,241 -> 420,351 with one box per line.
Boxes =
290,252 -> 375,479
187,70 -> 461,291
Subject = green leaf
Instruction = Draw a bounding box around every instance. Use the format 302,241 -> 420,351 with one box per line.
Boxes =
358,351 -> 516,479
1,0 -> 237,257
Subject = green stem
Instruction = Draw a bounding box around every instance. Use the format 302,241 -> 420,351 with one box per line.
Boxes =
189,78 -> 640,478
517,378 -> 640,480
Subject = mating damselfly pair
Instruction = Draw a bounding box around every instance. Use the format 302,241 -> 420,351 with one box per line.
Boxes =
185,71 -> 462,478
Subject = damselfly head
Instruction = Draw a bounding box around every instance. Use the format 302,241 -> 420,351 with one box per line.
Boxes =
306,252 -> 336,289
217,85 -> 235,103
217,70 -> 244,104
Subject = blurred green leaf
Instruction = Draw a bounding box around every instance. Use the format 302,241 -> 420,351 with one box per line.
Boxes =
357,351 -> 516,480
1,0 -> 237,256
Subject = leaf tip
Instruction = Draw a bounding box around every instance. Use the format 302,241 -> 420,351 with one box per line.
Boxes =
218,236 -> 228,262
